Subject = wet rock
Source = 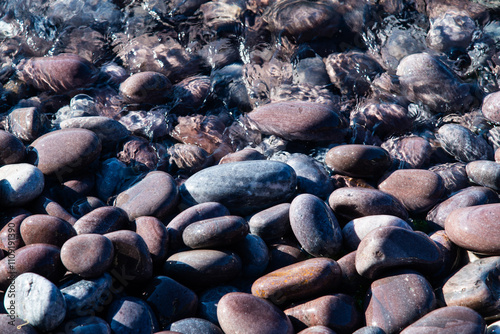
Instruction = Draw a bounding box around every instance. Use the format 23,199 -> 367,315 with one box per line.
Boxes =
355,226 -> 441,279
167,202 -> 230,251
441,256 -> 500,317
219,148 -> 265,164
445,203 -> 500,255
466,160 -> 500,191
135,216 -> 169,264
247,101 -> 347,142
427,186 -> 498,228
365,270 -> 436,334
290,194 -> 342,257
119,71 -> 172,104
60,273 -> 113,318
286,154 -> 333,199
429,162 -> 470,196
351,103 -> 412,140
17,53 -> 99,93
105,230 -> 153,282
73,206 -> 130,235
342,215 -> 412,251
252,258 -> 341,305
483,91 -> 500,124
380,29 -> 426,70
20,214 -> 76,248
0,130 -> 26,165
199,285 -> 240,326
28,128 -> 101,179
169,318 -> 223,334
180,160 -> 297,216
116,136 -> 160,172
4,273 -> 66,332
381,136 -> 433,169
400,306 -> 486,333
217,292 -> 294,334
437,124 -> 493,162
106,296 -> 158,334
328,187 -> 409,222
169,76 -> 211,115
142,276 -> 198,329
378,169 -> 445,214
164,249 -> 241,289
396,53 -> 474,113
182,215 -> 248,249
119,110 -> 170,140
428,230 -> 460,282
285,294 -> 362,334
60,234 -> 114,278
427,10 -> 476,53
0,163 -> 44,206
325,144 -> 391,178
70,196 -> 106,218
168,144 -> 214,174
7,107 -> 46,143
115,171 -> 179,221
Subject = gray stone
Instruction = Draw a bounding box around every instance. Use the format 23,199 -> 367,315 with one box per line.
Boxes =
0,163 -> 44,206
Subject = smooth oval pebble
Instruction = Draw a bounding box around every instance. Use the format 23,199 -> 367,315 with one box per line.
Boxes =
231,233 -> 269,279
135,216 -> 169,263
219,148 -> 265,164
381,136 -> 432,169
142,276 -> 198,329
466,160 -> 500,191
120,71 -> 172,104
325,144 -> 391,178
28,128 -> 101,178
483,91 -> 500,123
441,256 -> 500,317
248,203 -> 291,241
7,107 -> 45,143
74,206 -> 130,235
0,130 -> 26,165
61,234 -> 114,278
180,160 -> 297,216
351,103 -> 412,139
427,186 -> 499,228
247,101 -> 347,142
4,273 -> 66,332
106,296 -> 158,334
445,203 -> 500,255
365,270 -> 436,334
169,318 -> 223,334
266,240 -> 308,272
355,226 -> 442,279
285,294 -> 361,334
438,124 -> 493,162
182,215 -> 248,249
0,163 -> 44,206
290,194 -> 342,257
252,258 -> 341,305
217,292 -> 294,334
164,249 -> 241,289
428,230 -> 460,282
328,187 -> 408,222
0,314 -> 39,333
430,162 -> 470,196
20,214 -> 76,248
378,169 -> 445,214
286,154 -> 333,199
105,230 -> 153,282
0,208 -> 27,252
342,215 -> 413,251
400,305 -> 486,334
115,171 -> 179,221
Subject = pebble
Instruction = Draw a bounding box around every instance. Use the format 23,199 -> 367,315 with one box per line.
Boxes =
217,292 -> 294,334
466,160 -> 500,191
20,214 -> 76,248
445,203 -> 500,255
337,251 -> 370,295
427,186 -> 499,228
482,91 -> 500,123
219,148 -> 265,164
429,162 -> 470,196
285,294 -> 361,333
7,107 -> 46,143
286,154 -> 334,199
251,257 -> 342,305
266,240 -> 308,272
0,163 -> 44,206
182,215 -> 248,249
4,272 -> 66,332
350,103 -> 412,139
290,194 -> 343,257
378,169 -> 445,214
119,71 -> 172,104
164,249 -> 241,289
428,230 -> 461,282
199,285 -> 240,326
246,101 -> 347,142
106,296 -> 158,334
342,215 -> 413,251
115,171 -> 179,221
355,226 -> 441,279
0,208 -> 28,251
325,144 -> 391,178
180,160 -> 297,216
441,256 -> 500,317
169,318 -> 223,334
70,196 -> 106,218
231,234 -> 269,279
28,128 -> 101,179
365,270 -> 436,334
437,124 -> 493,162
105,230 -> 153,282
381,136 -> 433,169
0,130 -> 26,165
73,206 -> 130,235
297,326 -> 338,334
60,234 -> 114,278
427,10 -> 476,53
248,203 -> 291,241
141,276 -> 198,329
135,216 -> 169,263
400,306 -> 486,333
170,76 -> 211,115
53,316 -> 111,334
167,143 -> 214,174
328,187 -> 409,222
352,327 -> 386,334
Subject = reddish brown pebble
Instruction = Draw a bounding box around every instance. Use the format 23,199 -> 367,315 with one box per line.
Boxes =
219,148 -> 265,164
325,144 -> 391,178
7,107 -> 45,143
135,216 -> 169,263
337,251 -> 370,294
297,326 -> 338,334
0,208 -> 29,251
120,71 -> 172,104
29,196 -> 78,225
217,292 -> 294,334
381,136 -> 433,169
251,258 -> 342,305
20,214 -> 76,248
182,215 -> 248,249
248,203 -> 291,241
74,206 -> 130,235
0,130 -> 26,164
482,91 -> 500,123
60,234 -> 114,278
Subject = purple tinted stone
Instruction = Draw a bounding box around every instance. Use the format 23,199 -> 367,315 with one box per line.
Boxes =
325,144 -> 391,178
182,215 -> 248,249
248,203 -> 291,242
466,160 -> 500,191
74,206 -> 130,235
106,296 -> 158,334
